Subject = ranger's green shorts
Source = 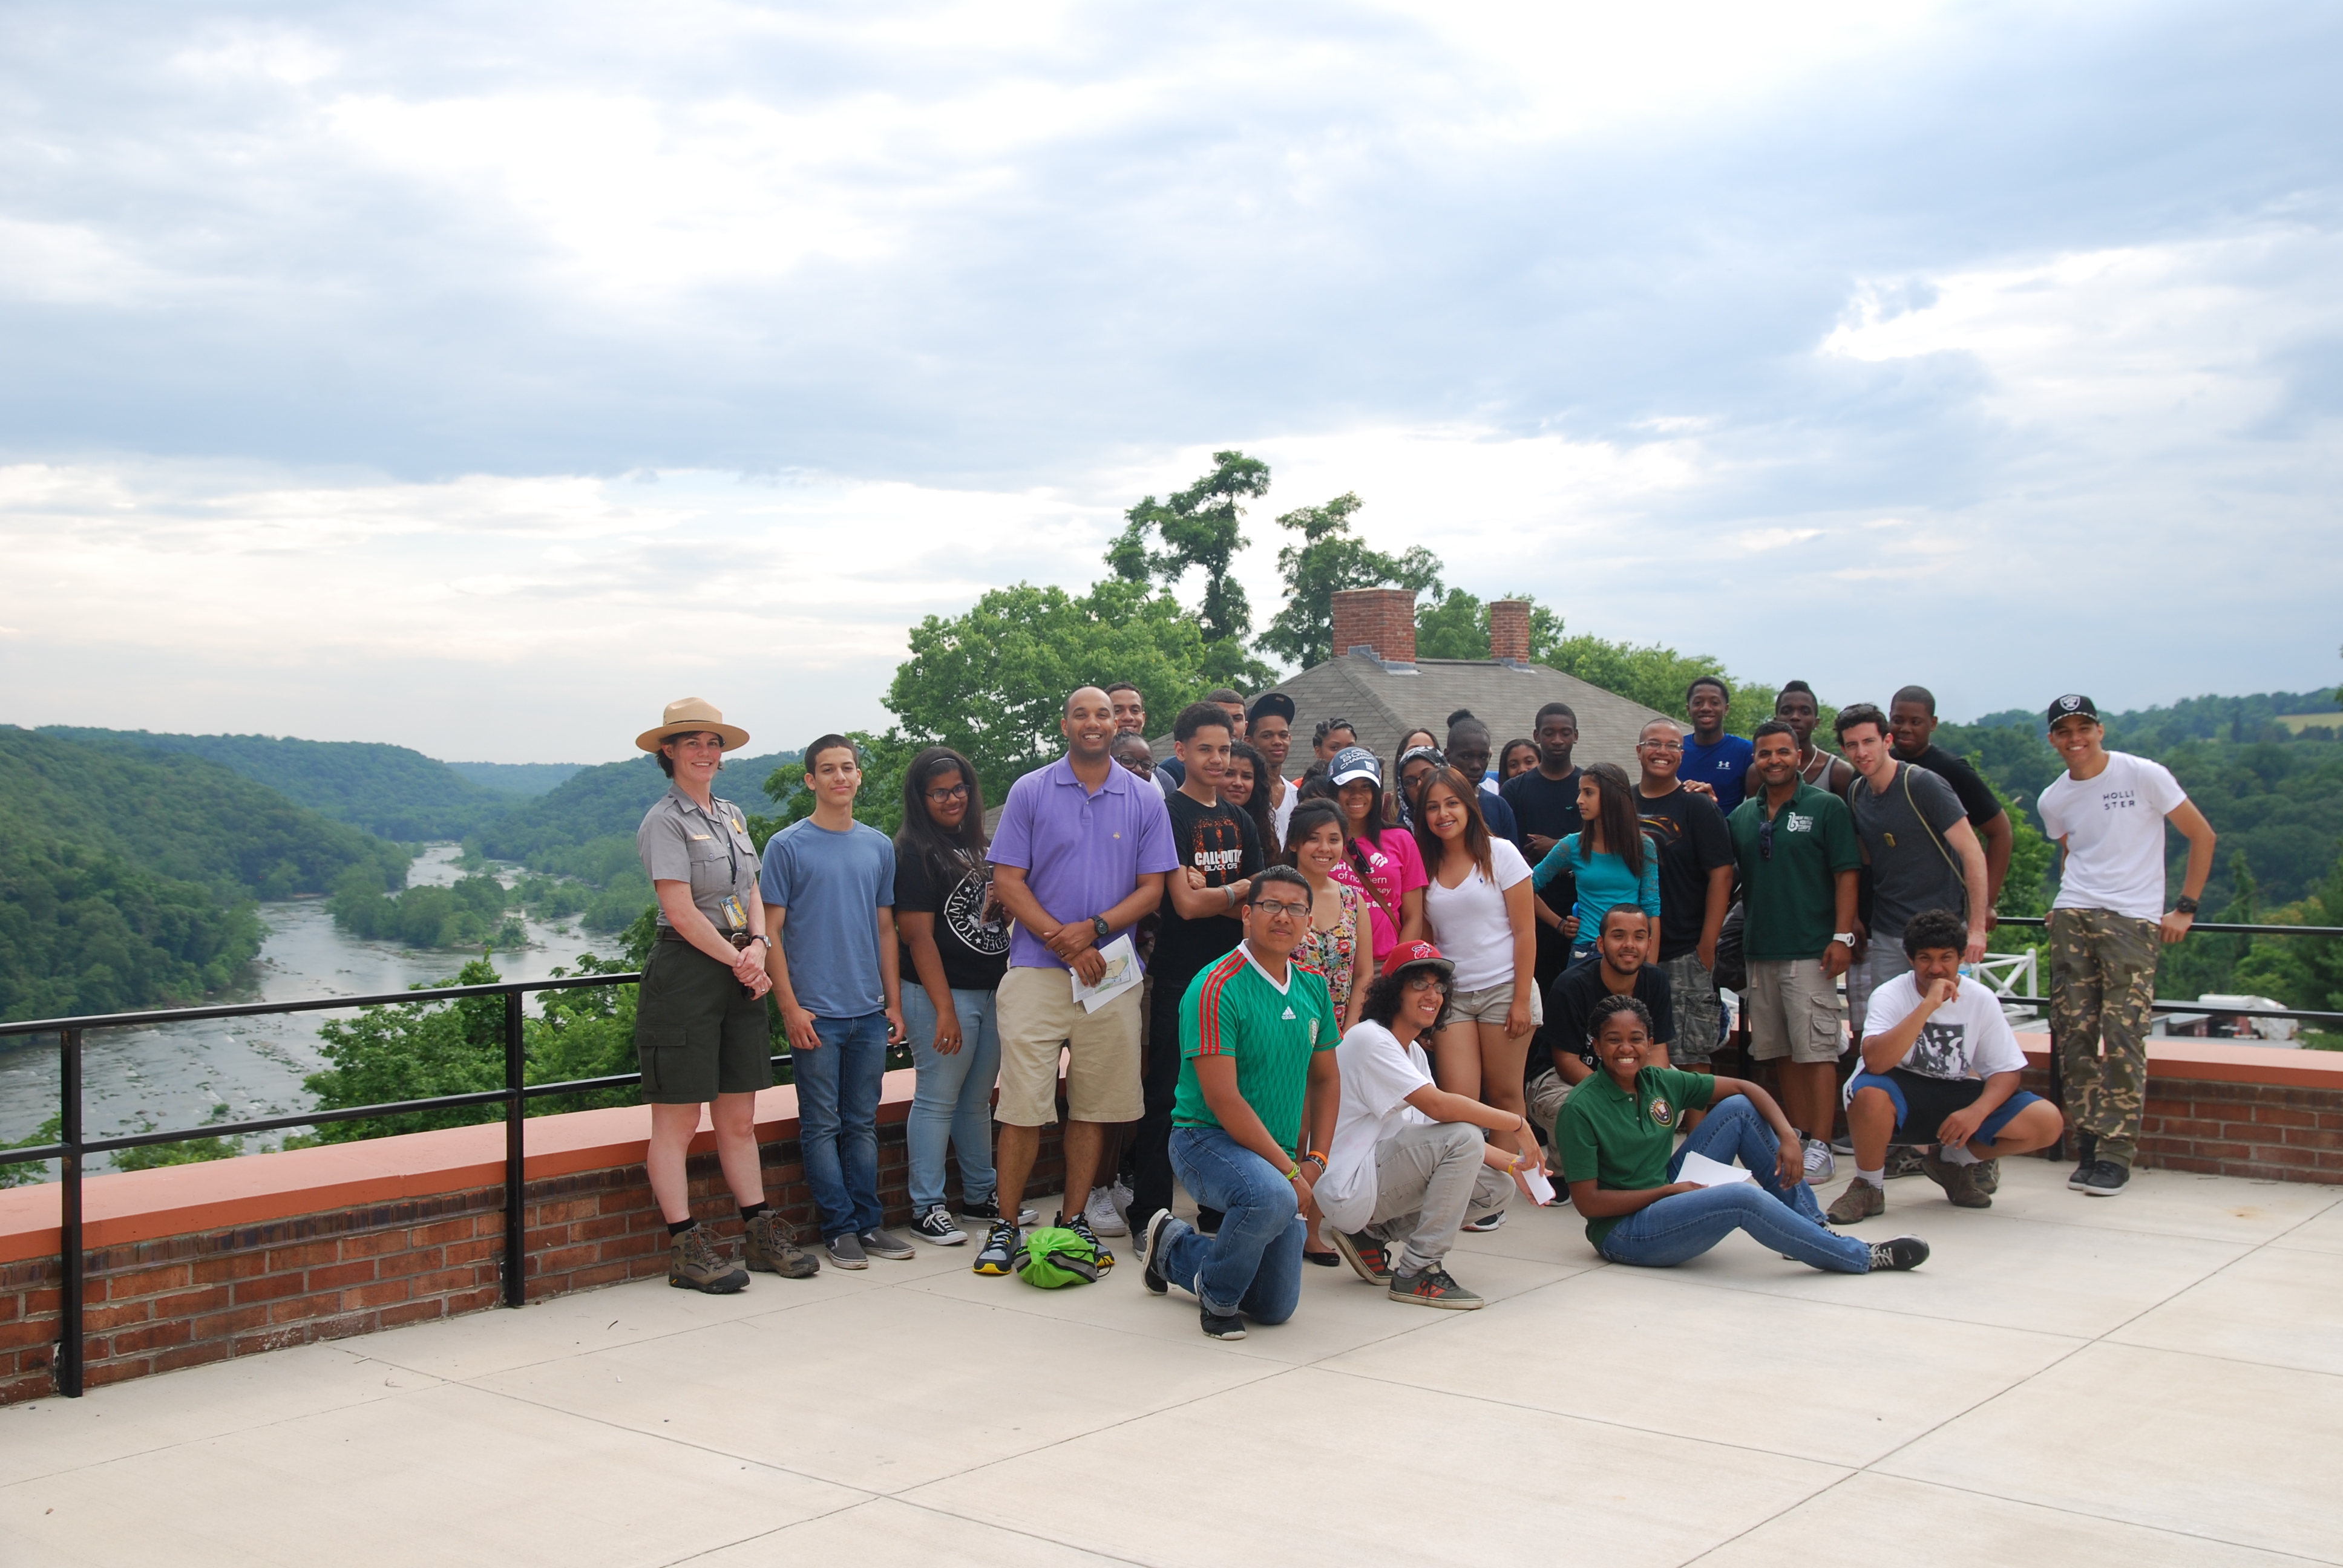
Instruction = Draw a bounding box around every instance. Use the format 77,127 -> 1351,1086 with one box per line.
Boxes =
634,938 -> 774,1104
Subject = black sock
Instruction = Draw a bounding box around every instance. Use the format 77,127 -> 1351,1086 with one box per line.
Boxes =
667,1217 -> 697,1237
738,1201 -> 768,1224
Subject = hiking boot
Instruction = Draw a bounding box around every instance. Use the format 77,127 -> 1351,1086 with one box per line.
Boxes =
1803,1138 -> 1837,1184
2067,1134 -> 2100,1191
1921,1151 -> 1992,1209
1083,1184 -> 1129,1236
1199,1305 -> 1247,1340
825,1232 -> 869,1270
2076,1159 -> 2129,1197
1884,1145 -> 1930,1179
859,1227 -> 916,1261
1142,1210 -> 1182,1296
1460,1209 -> 1506,1233
1388,1266 -> 1484,1310
963,1192 -> 1039,1228
1329,1227 -> 1394,1285
668,1225 -> 750,1294
911,1205 -> 966,1245
972,1220 -> 1020,1276
1972,1158 -> 2000,1195
744,1212 -> 819,1278
1825,1179 -> 1886,1226
1058,1210 -> 1115,1272
1866,1235 -> 1930,1272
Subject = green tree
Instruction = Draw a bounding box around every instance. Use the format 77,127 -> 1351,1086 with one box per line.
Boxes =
749,731 -> 917,843
885,576 -> 1212,788
2157,851 -> 2257,1001
1541,633 -> 1750,727
304,957 -> 511,1140
1256,494 -> 1443,670
1109,450 -> 1276,687
0,1116 -> 61,1188
2233,852 -> 2343,1013
1414,588 -> 1488,659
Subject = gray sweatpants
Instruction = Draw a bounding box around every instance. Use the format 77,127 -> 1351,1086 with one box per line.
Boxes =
1357,1122 -> 1515,1276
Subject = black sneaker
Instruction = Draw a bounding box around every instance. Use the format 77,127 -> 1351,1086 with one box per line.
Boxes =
911,1205 -> 966,1246
972,1220 -> 1020,1276
2066,1134 -> 2100,1191
1199,1305 -> 1247,1341
1460,1210 -> 1506,1233
1866,1235 -> 1930,1272
1057,1210 -> 1115,1273
1142,1209 -> 1181,1296
2077,1159 -> 2129,1197
963,1192 -> 1040,1227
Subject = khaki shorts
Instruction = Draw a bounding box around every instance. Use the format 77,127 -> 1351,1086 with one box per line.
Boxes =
1449,980 -> 1544,1027
1743,958 -> 1845,1065
995,965 -> 1144,1126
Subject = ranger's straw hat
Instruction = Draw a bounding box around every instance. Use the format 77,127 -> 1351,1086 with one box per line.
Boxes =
635,697 -> 750,754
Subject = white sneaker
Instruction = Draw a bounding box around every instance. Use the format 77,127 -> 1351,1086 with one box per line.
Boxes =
1084,1185 -> 1129,1236
1803,1138 -> 1837,1184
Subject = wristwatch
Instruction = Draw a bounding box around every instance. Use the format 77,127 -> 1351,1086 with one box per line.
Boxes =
2172,897 -> 2200,916
1830,932 -> 1855,948
1092,914 -> 1111,939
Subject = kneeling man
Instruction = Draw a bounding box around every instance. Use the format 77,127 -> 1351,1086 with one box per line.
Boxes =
1142,867 -> 1342,1341
1828,908 -> 2066,1223
1316,941 -> 1542,1309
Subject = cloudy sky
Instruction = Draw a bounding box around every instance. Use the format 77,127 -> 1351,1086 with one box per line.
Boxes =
2,0 -> 2336,763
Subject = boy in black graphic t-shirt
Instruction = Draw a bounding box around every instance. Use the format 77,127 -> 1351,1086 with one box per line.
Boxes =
1129,703 -> 1264,1240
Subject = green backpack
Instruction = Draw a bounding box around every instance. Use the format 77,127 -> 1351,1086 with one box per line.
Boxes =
1017,1225 -> 1103,1288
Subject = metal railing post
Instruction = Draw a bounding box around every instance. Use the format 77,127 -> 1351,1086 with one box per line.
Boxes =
502,990 -> 526,1310
58,1028 -> 85,1399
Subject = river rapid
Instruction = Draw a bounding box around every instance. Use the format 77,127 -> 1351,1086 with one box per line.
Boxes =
0,846 -> 615,1172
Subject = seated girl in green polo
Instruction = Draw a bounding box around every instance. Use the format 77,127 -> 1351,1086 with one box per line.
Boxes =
1556,995 -> 1928,1274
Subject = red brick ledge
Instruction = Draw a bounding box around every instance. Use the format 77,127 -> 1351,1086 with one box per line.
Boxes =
0,1070 -> 922,1266
2014,1030 -> 2343,1089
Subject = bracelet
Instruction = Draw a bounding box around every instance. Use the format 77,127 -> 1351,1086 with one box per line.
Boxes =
1285,1163 -> 1303,1182
1302,1151 -> 1326,1169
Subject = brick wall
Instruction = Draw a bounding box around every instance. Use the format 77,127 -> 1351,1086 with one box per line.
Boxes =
1488,599 -> 1530,663
2,1119 -> 1065,1405
1329,587 -> 1417,665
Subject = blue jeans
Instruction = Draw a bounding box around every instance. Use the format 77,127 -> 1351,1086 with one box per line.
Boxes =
1161,1126 -> 1305,1322
902,986 -> 1001,1211
1598,1097 -> 1870,1273
793,1011 -> 888,1240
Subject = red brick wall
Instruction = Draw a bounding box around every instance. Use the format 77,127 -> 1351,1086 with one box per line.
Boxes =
1,1119 -> 1064,1405
1488,599 -> 1530,663
1329,588 -> 1417,664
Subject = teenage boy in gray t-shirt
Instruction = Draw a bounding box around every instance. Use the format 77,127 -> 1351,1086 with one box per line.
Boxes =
1833,704 -> 1991,1029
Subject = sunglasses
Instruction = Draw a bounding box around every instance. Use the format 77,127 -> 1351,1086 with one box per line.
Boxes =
1758,815 -> 1775,861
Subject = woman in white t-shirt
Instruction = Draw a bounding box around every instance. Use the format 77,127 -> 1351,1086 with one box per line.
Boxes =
1411,768 -> 1540,1129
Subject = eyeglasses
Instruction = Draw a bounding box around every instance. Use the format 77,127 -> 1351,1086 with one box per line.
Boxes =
1253,898 -> 1311,918
1637,740 -> 1683,753
1404,973 -> 1445,991
925,783 -> 971,802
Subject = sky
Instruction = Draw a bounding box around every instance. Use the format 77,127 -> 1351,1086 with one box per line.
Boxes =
1,0 -> 2337,763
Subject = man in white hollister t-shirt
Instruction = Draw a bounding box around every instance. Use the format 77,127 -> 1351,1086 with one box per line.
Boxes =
1825,909 -> 2067,1224
2036,694 -> 2217,1199
1316,942 -> 1544,1310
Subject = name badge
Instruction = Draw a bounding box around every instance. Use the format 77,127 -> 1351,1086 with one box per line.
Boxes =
718,895 -> 748,930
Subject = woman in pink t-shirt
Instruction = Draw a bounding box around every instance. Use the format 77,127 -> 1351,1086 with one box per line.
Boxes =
1325,746 -> 1428,964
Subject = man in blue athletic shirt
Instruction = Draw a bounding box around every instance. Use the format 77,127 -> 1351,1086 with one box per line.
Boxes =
1681,676 -> 1755,814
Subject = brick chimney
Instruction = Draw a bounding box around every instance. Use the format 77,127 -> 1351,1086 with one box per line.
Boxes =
1329,587 -> 1418,667
1488,599 -> 1531,665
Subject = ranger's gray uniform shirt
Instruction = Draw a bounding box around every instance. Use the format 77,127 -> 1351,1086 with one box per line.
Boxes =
637,785 -> 758,933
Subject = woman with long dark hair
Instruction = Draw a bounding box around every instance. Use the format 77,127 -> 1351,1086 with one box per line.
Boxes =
1221,740 -> 1279,864
1386,728 -> 1440,826
894,746 -> 1015,1244
1529,761 -> 1660,965
1411,767 -> 1539,1145
1325,747 -> 1429,967
1286,798 -> 1375,1030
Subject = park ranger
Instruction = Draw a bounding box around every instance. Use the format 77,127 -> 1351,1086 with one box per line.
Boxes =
634,697 -> 818,1289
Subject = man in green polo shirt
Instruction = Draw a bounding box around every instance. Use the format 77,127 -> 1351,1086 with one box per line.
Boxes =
1140,866 -> 1341,1341
1727,719 -> 1861,1186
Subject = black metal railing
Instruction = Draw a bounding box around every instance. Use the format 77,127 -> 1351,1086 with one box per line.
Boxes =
1984,916 -> 2343,1028
0,970 -> 799,1400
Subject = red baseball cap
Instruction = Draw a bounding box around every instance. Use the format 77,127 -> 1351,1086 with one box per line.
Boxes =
1384,940 -> 1454,978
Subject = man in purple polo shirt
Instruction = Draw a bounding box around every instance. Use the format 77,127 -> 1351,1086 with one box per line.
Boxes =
978,685 -> 1178,1276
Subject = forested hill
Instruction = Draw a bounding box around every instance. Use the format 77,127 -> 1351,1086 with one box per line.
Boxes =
1938,687 -> 2343,908
440,761 -> 587,796
0,729 -> 411,1021
39,727 -> 515,840
473,751 -> 798,871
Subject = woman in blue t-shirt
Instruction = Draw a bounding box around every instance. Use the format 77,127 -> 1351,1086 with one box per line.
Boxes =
1529,763 -> 1660,964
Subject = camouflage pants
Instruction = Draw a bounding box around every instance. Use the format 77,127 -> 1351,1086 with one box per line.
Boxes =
2048,907 -> 2161,1166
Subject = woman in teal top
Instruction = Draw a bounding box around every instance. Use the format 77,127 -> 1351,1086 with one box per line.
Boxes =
1529,763 -> 1660,962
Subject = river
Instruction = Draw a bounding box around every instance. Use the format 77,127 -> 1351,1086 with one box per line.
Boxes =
0,846 -> 616,1173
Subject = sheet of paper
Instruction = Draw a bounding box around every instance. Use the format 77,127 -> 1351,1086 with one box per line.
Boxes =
1515,1166 -> 1558,1206
1677,1151 -> 1755,1187
1071,934 -> 1142,1014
